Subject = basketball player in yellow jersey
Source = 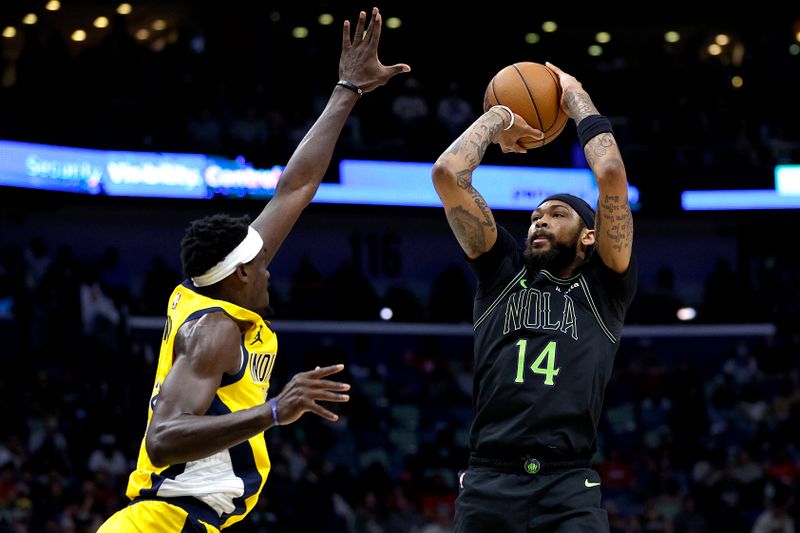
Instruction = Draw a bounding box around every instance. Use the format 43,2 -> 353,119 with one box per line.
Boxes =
98,7 -> 410,532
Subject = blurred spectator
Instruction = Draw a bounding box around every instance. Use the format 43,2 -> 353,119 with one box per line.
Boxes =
597,448 -> 637,492
392,78 -> 429,129
27,416 -> 71,476
87,434 -> 128,478
186,107 -> 223,152
23,238 -> 50,296
723,341 -> 760,388
436,82 -> 474,138
391,77 -> 430,158
80,268 -> 121,337
762,124 -> 800,165
751,484 -> 796,533
764,448 -> 800,487
71,479 -> 108,531
100,247 -> 129,305
672,496 -> 710,533
0,436 -> 26,471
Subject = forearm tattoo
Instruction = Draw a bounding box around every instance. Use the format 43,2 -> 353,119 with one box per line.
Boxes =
584,133 -> 617,168
598,194 -> 633,255
441,112 -> 504,253
564,91 -> 599,124
445,206 -> 487,254
586,132 -> 631,255
446,111 -> 505,165
449,173 -> 495,254
454,168 -> 494,228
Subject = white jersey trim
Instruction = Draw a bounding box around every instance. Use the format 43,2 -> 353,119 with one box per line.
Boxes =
156,449 -> 245,516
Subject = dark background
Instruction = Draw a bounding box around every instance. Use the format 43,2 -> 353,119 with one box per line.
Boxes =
1,2 -> 799,532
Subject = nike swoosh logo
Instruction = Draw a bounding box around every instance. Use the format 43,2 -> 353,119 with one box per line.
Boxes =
584,479 -> 601,488
459,471 -> 467,489
520,279 -> 528,288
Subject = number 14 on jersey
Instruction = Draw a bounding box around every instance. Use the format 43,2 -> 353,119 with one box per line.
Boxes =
515,339 -> 560,385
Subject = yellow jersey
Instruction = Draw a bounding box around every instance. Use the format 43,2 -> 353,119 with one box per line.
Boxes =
125,281 -> 277,529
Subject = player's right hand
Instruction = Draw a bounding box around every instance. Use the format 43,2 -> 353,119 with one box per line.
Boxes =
495,113 -> 543,153
272,364 -> 350,425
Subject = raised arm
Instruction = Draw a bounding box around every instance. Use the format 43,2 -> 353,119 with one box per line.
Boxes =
547,62 -> 633,274
432,107 -> 541,258
252,7 -> 410,265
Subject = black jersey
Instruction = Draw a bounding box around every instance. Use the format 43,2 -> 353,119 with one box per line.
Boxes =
467,225 -> 637,459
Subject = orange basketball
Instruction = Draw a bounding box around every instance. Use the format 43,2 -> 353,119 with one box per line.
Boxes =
483,62 -> 569,149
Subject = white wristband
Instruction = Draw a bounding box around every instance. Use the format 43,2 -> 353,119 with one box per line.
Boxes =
493,105 -> 515,130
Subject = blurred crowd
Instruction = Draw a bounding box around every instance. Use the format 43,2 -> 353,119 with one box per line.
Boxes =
0,235 -> 799,532
1,10 -> 799,208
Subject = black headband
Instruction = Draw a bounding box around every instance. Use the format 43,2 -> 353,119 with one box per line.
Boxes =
538,194 -> 595,229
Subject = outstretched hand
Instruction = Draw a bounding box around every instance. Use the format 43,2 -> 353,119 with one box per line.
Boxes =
273,364 -> 350,425
340,7 -> 411,92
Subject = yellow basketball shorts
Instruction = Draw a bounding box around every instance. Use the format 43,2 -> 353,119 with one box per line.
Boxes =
97,499 -> 221,532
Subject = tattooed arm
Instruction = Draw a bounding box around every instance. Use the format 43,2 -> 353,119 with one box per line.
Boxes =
546,62 -> 633,274
432,108 -> 541,258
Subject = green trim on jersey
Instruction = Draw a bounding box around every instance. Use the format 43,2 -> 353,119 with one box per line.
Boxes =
539,269 -> 583,284
474,268 -> 527,331
578,276 -> 617,343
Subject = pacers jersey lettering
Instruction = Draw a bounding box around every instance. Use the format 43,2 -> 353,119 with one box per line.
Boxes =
125,281 -> 277,529
249,351 -> 275,391
247,325 -> 275,401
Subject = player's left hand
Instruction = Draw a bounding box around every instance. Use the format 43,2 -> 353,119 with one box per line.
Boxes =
272,364 -> 350,425
545,62 -> 589,120
339,7 -> 411,92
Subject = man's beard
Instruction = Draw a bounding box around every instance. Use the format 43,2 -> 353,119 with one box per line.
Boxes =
523,234 -> 580,274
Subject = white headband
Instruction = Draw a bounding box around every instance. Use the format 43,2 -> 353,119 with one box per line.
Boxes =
191,226 -> 264,287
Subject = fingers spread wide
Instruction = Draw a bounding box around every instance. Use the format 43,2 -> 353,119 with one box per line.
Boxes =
342,20 -> 351,48
353,11 -> 366,42
308,403 -> 339,421
369,10 -> 382,44
308,364 -> 345,378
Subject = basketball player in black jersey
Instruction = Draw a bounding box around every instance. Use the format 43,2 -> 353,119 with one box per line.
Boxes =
432,62 -> 637,532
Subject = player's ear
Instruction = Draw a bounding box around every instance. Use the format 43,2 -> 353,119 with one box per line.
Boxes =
582,229 -> 596,246
234,263 -> 248,282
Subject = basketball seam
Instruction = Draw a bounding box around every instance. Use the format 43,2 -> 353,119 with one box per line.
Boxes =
542,67 -> 562,131
512,63 -> 545,147
544,116 -> 568,142
527,113 -> 568,148
491,79 -> 500,109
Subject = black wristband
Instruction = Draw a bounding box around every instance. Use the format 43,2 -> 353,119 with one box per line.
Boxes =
336,80 -> 363,98
577,115 -> 614,148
